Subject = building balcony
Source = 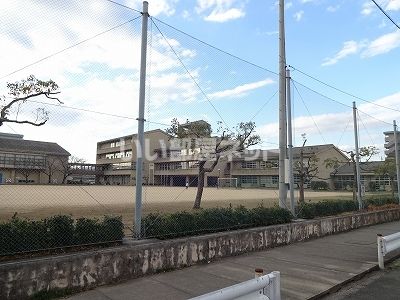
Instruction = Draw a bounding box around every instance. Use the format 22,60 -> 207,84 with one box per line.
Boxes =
96,144 -> 132,154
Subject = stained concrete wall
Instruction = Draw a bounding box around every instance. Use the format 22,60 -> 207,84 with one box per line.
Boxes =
1,208 -> 400,300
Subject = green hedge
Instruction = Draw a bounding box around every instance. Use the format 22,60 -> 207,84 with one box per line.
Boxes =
310,181 -> 329,190
142,205 -> 293,239
297,196 -> 399,219
0,215 -> 124,256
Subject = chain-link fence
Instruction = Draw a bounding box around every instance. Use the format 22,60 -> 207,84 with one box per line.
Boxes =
0,1 -> 399,257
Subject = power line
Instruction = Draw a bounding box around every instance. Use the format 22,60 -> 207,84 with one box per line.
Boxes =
289,65 -> 400,113
357,108 -> 392,126
150,17 -> 232,132
371,0 -> 400,30
152,17 -> 278,76
250,90 -> 278,121
0,16 -> 141,80
357,110 -> 379,147
292,79 -> 353,109
292,80 -> 327,143
337,117 -> 352,146
293,79 -> 393,127
104,0 -> 142,14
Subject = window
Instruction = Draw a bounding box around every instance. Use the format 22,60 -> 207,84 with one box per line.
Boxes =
241,161 -> 257,169
125,151 -> 132,157
241,176 -> 258,184
110,142 -> 115,148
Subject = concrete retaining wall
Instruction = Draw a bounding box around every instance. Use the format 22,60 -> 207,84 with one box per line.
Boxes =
1,208 -> 400,299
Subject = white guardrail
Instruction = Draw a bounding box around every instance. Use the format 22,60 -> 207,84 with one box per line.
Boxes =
377,232 -> 400,269
189,270 -> 281,300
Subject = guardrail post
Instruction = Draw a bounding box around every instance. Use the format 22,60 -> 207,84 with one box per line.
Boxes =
377,234 -> 385,269
271,271 -> 281,300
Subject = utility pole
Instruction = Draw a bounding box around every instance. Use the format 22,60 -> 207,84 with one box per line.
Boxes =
394,120 -> 400,203
352,102 -> 363,210
278,0 -> 287,209
286,68 -> 295,214
135,1 -> 149,239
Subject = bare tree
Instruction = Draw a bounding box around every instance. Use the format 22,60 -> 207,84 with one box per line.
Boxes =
294,137 -> 319,204
167,119 -> 260,209
57,156 -> 86,184
0,75 -> 61,126
42,157 -> 58,184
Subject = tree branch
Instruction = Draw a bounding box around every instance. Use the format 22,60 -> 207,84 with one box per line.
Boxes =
0,118 -> 47,126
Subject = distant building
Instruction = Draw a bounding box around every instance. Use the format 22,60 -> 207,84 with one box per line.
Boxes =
230,144 -> 348,189
331,161 -> 392,192
384,130 -> 399,158
0,133 -> 70,184
96,124 -> 353,189
96,129 -> 171,185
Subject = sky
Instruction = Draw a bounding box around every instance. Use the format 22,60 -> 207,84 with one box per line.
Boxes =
0,0 -> 400,162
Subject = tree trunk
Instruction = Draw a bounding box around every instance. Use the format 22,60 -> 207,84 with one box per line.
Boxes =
391,177 -> 395,199
299,148 -> 305,203
299,173 -> 305,203
193,170 -> 205,209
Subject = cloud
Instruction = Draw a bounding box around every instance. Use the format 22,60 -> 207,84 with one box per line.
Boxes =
323,30 -> 400,65
361,0 -> 400,16
322,41 -> 364,66
294,10 -> 304,22
127,0 -> 178,16
327,5 -> 340,13
258,92 -> 400,147
0,0 -> 204,162
361,1 -> 375,15
361,31 -> 400,57
208,79 -> 275,99
386,0 -> 400,11
196,0 -> 246,22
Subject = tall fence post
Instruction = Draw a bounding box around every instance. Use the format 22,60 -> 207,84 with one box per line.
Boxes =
394,120 -> 400,204
353,102 -> 363,210
135,1 -> 149,239
278,0 -> 288,209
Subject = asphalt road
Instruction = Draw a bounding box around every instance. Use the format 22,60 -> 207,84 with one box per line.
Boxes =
323,259 -> 400,300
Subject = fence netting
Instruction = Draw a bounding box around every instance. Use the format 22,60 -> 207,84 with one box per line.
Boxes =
0,1 -> 397,256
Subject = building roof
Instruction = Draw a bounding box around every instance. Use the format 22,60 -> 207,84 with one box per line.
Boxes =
333,161 -> 383,176
232,144 -> 345,161
97,129 -> 170,144
0,137 -> 70,156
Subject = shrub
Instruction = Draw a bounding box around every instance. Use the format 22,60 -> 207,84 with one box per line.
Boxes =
310,181 -> 329,190
0,215 -> 124,256
141,205 -> 293,239
296,200 -> 357,219
297,196 -> 399,219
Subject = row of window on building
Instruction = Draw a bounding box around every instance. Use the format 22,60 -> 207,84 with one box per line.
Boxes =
104,151 -> 132,160
156,161 -> 199,171
240,161 -> 279,169
0,153 -> 46,168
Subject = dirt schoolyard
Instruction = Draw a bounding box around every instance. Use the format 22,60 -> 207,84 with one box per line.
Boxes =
0,185 -> 354,227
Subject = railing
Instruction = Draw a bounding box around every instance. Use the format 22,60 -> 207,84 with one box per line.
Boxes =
189,270 -> 280,300
377,232 -> 400,269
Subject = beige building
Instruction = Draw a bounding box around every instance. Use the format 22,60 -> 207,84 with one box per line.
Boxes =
0,133 -> 70,184
97,126 -> 348,189
96,129 -> 171,185
230,144 -> 348,189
